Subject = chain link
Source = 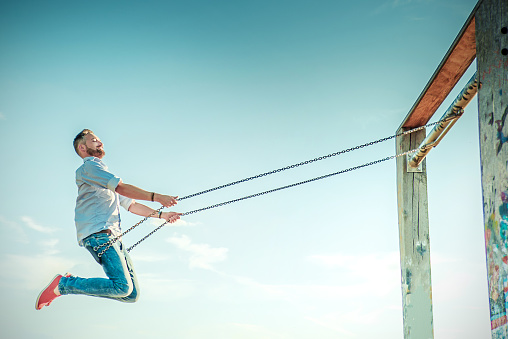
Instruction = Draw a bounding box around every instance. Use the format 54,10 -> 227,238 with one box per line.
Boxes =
94,206 -> 164,257
96,119 -> 448,256
175,120 -> 443,202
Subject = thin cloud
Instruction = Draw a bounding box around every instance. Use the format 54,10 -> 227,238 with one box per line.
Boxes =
305,304 -> 402,338
390,0 -> 432,7
305,315 -> 355,336
308,252 -> 400,277
167,234 -> 228,270
371,0 -> 433,16
0,254 -> 75,290
305,252 -> 401,297
227,322 -> 288,339
253,281 -> 392,300
391,0 -> 412,6
21,216 -> 57,233
39,238 -> 61,256
214,269 -> 394,302
133,253 -> 171,263
0,215 -> 28,243
136,273 -> 198,301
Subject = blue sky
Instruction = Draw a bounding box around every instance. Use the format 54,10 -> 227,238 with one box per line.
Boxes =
0,0 -> 489,338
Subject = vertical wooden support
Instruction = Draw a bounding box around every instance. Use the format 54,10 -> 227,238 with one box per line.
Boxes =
396,128 -> 434,339
477,0 -> 508,337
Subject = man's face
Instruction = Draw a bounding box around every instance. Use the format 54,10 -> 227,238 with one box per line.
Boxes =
84,134 -> 105,158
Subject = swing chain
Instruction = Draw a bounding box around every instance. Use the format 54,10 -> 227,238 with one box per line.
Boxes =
93,206 -> 164,257
97,119 -> 445,256
176,120 -> 441,202
126,147 -> 420,252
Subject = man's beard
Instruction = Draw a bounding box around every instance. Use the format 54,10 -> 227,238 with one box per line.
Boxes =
86,146 -> 105,158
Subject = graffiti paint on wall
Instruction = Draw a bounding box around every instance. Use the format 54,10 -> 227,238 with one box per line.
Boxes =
496,107 -> 508,155
484,102 -> 508,333
486,208 -> 508,330
485,115 -> 508,334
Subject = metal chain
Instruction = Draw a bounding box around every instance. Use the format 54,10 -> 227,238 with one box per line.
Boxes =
96,118 -> 449,256
126,147 -> 419,253
94,207 -> 164,257
175,119 -> 444,201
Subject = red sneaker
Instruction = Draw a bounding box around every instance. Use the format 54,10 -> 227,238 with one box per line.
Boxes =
35,274 -> 63,310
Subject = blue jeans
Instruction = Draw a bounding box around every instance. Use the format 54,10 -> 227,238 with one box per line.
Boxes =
58,232 -> 139,303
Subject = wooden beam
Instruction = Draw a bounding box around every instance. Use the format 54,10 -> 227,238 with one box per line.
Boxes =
400,4 -> 478,129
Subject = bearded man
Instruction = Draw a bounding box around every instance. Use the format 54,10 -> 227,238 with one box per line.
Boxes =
35,129 -> 181,309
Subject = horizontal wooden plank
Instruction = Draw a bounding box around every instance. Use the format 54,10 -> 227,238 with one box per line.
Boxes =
400,5 -> 478,129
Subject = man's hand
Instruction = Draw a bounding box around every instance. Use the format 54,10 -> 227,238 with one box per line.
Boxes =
161,212 -> 182,223
155,194 -> 178,207
127,202 -> 182,223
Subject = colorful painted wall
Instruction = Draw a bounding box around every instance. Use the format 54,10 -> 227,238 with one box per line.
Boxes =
476,0 -> 508,337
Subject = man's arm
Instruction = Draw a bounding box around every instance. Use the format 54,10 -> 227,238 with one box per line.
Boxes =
115,181 -> 178,207
128,202 -> 181,223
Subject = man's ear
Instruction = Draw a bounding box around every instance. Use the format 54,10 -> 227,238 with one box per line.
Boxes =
78,143 -> 86,155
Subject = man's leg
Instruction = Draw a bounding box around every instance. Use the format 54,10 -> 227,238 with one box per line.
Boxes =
57,233 -> 139,302
106,238 -> 139,303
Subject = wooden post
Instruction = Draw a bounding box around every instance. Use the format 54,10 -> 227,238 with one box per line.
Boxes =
476,0 -> 508,337
396,128 -> 434,339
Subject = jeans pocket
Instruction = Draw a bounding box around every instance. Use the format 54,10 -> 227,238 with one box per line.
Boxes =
85,244 -> 103,265
83,234 -> 109,265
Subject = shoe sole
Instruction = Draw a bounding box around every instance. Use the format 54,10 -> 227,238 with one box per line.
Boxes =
35,274 -> 60,310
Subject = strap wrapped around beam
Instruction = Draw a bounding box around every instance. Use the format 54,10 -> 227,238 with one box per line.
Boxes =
408,73 -> 478,168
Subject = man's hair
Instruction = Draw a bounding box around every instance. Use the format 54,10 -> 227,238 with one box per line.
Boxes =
73,129 -> 94,155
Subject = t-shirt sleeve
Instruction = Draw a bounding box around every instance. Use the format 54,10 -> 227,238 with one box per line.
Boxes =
82,160 -> 121,191
119,195 -> 135,210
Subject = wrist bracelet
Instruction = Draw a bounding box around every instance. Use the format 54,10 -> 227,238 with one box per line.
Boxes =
158,211 -> 162,219
151,192 -> 155,202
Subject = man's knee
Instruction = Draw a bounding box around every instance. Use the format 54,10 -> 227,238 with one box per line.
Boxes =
115,283 -> 139,303
123,288 -> 139,303
113,279 -> 133,298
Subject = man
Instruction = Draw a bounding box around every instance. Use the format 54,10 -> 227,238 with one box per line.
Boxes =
35,129 -> 181,310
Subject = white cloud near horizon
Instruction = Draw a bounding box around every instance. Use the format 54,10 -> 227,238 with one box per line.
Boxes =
305,315 -> 356,337
167,234 -> 228,270
132,253 -> 171,263
226,322 -> 288,339
0,215 -> 29,243
212,252 -> 401,303
21,216 -> 58,233
196,267 -> 404,338
308,252 -> 400,295
0,254 -> 76,290
211,252 -> 402,304
39,238 -> 61,256
135,272 -> 198,301
305,303 -> 403,338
